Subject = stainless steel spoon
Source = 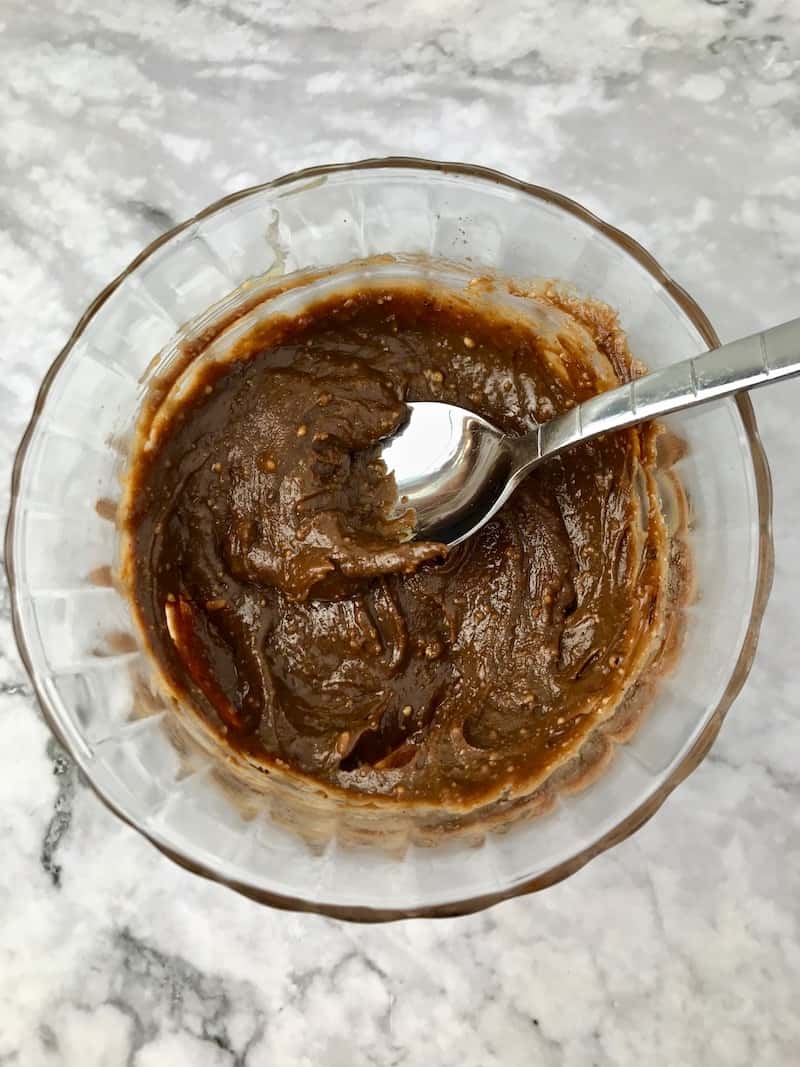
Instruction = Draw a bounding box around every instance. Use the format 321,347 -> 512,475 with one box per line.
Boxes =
380,318 -> 800,548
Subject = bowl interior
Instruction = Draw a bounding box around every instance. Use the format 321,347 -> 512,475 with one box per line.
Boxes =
7,161 -> 771,918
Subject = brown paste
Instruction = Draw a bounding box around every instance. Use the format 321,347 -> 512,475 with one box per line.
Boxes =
123,281 -> 678,810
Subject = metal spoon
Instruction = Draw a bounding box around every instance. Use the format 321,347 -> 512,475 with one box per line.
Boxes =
380,318 -> 800,548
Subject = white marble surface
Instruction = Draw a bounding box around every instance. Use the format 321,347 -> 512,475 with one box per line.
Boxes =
2,1 -> 800,1063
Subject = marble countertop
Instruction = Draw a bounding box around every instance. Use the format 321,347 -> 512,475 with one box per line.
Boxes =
2,1 -> 800,1063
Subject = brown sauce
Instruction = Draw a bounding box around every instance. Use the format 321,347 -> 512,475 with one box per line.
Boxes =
122,281 -> 679,810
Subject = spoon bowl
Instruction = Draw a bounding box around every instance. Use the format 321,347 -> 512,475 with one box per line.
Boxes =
383,403 -> 521,546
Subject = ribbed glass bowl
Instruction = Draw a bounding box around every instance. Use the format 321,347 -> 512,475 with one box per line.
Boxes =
6,159 -> 773,920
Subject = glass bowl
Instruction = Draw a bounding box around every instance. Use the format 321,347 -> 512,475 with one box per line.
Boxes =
6,159 -> 773,920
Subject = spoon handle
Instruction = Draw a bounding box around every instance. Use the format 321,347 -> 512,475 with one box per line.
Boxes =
529,317 -> 800,467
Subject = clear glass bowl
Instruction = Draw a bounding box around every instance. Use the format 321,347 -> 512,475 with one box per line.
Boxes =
6,159 -> 773,920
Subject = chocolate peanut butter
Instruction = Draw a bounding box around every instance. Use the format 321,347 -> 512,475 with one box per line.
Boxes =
123,280 -> 683,810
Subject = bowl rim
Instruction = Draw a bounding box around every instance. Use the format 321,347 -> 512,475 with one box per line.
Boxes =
5,156 -> 775,922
